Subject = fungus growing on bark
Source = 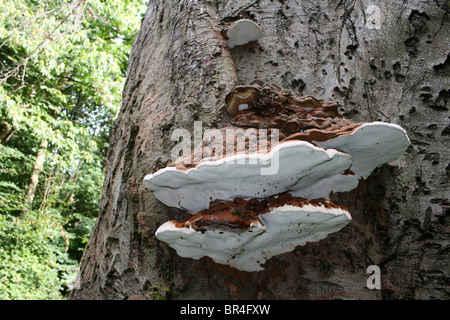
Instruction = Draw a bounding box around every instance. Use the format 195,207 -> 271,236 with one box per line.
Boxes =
308,122 -> 410,179
143,140 -> 356,213
144,82 -> 410,271
223,19 -> 262,49
225,85 -> 259,115
226,83 -> 410,178
155,193 -> 351,272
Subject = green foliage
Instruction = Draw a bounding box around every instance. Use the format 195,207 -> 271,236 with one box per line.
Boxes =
0,210 -> 70,299
0,0 -> 147,299
0,145 -> 33,212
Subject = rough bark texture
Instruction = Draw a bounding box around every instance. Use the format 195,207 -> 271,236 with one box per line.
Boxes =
70,0 -> 449,300
25,139 -> 48,208
0,120 -> 14,145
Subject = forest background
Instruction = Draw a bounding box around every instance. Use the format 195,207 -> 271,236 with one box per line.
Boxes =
0,0 -> 147,299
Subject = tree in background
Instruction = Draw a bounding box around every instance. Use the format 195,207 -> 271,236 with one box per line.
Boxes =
0,0 -> 147,299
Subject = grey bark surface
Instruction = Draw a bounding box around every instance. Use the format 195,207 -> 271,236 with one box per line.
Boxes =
25,139 -> 48,208
69,0 -> 449,300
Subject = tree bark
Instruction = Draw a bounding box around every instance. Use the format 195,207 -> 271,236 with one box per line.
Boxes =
0,120 -> 14,145
70,0 -> 449,300
25,139 -> 48,209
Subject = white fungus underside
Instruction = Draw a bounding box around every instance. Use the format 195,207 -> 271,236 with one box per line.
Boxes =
314,122 -> 410,179
227,19 -> 262,49
155,204 -> 352,272
143,141 -> 356,213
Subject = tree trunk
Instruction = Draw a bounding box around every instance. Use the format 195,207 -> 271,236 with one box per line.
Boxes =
70,0 -> 449,300
25,139 -> 48,209
0,120 -> 14,145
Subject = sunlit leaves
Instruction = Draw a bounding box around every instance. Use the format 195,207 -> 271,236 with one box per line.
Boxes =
0,0 -> 147,299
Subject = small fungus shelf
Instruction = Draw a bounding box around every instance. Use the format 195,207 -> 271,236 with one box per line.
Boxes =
223,19 -> 262,49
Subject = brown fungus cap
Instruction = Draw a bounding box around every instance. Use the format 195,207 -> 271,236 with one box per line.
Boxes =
173,192 -> 347,233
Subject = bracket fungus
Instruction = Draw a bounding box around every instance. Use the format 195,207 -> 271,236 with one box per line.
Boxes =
155,194 -> 351,272
226,83 -> 411,179
143,140 -> 357,213
309,122 -> 410,179
144,82 -> 410,271
223,19 -> 262,49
